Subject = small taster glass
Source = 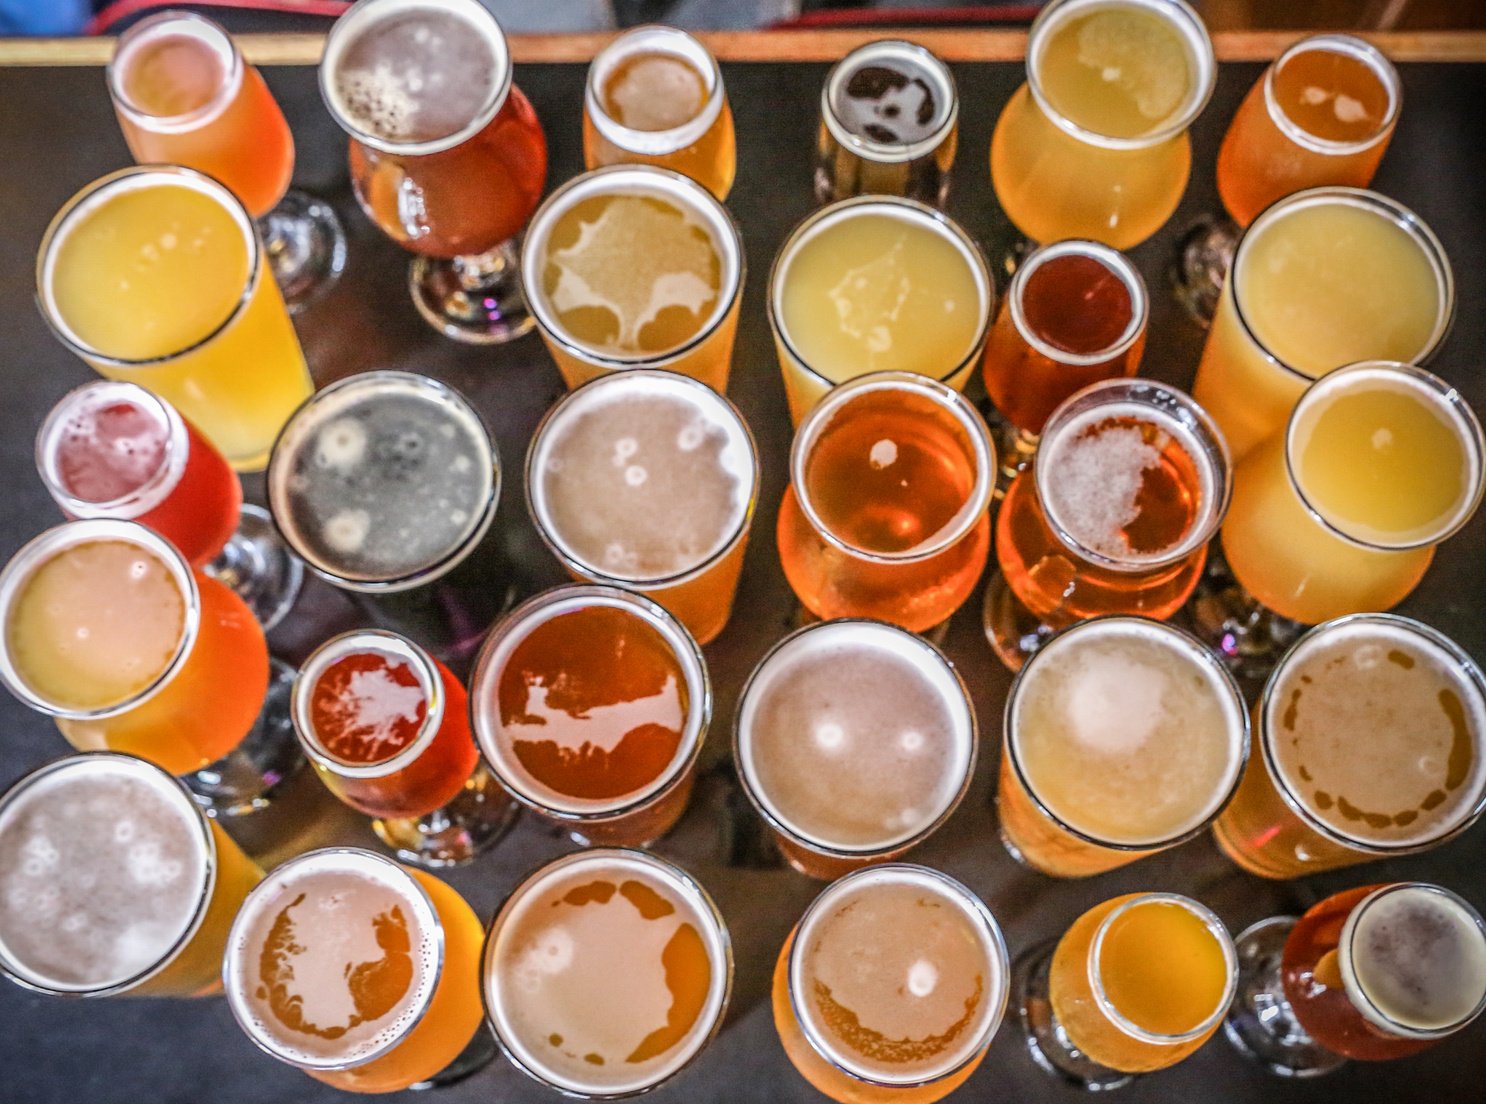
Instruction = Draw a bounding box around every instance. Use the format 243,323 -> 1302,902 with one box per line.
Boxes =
734,619 -> 977,880
583,25 -> 736,200
291,629 -> 518,868
1226,883 -> 1486,1078
469,585 -> 711,848
815,39 -> 959,207
108,10 -> 345,309
320,0 -> 548,344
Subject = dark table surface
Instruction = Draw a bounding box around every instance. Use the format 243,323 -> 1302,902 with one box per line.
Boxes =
2,52 -> 1486,1104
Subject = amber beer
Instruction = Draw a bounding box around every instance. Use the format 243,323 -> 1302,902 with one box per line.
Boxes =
0,753 -> 261,998
987,379 -> 1231,670
483,848 -> 732,1096
735,620 -> 977,880
224,847 -> 488,1092
1213,614 -> 1486,879
583,25 -> 735,200
772,865 -> 1009,1103
470,586 -> 710,847
815,40 -> 959,206
778,372 -> 996,633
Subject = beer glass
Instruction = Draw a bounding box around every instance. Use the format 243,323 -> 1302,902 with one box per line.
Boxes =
469,585 -> 710,847
0,752 -> 262,998
985,378 -> 1230,670
525,369 -> 758,644
224,847 -> 493,1092
108,10 -> 345,308
583,25 -> 735,199
292,629 -> 518,867
734,619 -> 977,880
1227,884 -> 1486,1077
1212,613 -> 1486,880
321,0 -> 548,344
1174,35 -> 1400,323
482,848 -> 732,1098
778,372 -> 996,633
815,39 -> 958,207
773,864 -> 1009,1104
768,196 -> 992,425
35,165 -> 312,471
1017,892 -> 1237,1090
36,380 -> 302,630
0,519 -> 299,816
522,165 -> 745,394
990,0 -> 1216,252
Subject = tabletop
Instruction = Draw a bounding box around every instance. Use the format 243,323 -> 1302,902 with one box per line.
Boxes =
0,35 -> 1485,1104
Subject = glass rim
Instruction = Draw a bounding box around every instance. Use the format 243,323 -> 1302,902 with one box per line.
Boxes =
36,380 -> 191,522
1003,615 -> 1250,854
585,24 -> 727,157
479,846 -> 734,1099
0,518 -> 202,721
1032,377 -> 1233,571
1026,0 -> 1217,151
1282,360 -> 1486,552
265,370 -> 501,594
1262,33 -> 1401,157
786,862 -> 1010,1088
520,164 -> 746,368
291,629 -> 448,780
767,195 -> 993,392
820,39 -> 959,163
1338,882 -> 1486,1040
36,164 -> 263,370
790,371 -> 996,565
732,617 -> 978,859
319,0 -> 514,157
0,751 -> 219,998
524,368 -> 759,589
468,583 -> 712,823
1086,892 -> 1238,1046
1227,186 -> 1457,385
107,9 -> 245,133
1005,239 -> 1149,368
222,846 -> 447,1072
1258,612 -> 1486,855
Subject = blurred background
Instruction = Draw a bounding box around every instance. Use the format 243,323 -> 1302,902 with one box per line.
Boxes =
3,0 -> 1484,38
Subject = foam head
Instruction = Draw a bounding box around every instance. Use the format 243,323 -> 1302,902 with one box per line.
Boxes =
109,10 -> 242,131
586,26 -> 725,156
824,41 -> 957,159
0,753 -> 213,995
224,848 -> 441,1070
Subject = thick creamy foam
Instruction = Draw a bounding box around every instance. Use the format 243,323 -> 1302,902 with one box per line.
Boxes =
1040,399 -> 1214,564
40,382 -> 184,513
534,373 -> 751,581
270,374 -> 494,584
1345,886 -> 1486,1034
485,851 -> 727,1094
739,623 -> 972,852
1268,618 -> 1486,848
225,850 -> 440,1068
0,756 -> 208,992
794,867 -> 1003,1084
1012,619 -> 1244,846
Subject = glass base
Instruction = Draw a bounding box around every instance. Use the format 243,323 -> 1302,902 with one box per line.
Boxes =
997,423 -> 1040,499
999,234 -> 1037,280
982,571 -> 1059,672
258,189 -> 347,312
183,658 -> 302,817
1016,940 -> 1134,1091
1182,544 -> 1303,681
205,504 -> 304,633
1170,214 -> 1239,329
373,763 -> 520,868
410,239 -> 534,345
1224,917 -> 1348,1078
408,1026 -> 499,1091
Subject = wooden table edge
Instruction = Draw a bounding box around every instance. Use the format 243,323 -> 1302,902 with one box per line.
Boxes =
2,28 -> 1486,67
